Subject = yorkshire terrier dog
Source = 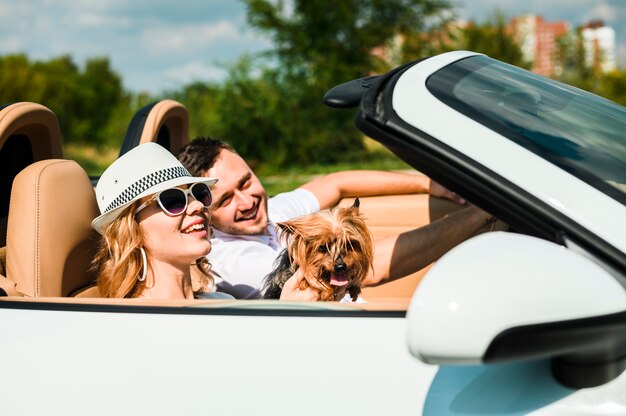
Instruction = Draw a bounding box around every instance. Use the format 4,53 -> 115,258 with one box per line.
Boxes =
262,198 -> 373,301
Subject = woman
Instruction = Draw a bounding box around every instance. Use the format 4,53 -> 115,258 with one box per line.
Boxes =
91,142 -> 228,299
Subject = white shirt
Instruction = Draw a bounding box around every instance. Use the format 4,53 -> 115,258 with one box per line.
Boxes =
209,188 -> 320,299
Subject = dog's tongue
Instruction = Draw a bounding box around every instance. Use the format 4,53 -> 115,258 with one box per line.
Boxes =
330,273 -> 349,287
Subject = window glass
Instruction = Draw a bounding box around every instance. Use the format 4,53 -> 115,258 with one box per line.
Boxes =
427,55 -> 626,205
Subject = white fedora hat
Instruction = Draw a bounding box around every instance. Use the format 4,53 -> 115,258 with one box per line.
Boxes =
92,142 -> 217,234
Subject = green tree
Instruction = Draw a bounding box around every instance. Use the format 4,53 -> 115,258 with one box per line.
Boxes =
0,54 -> 39,103
75,58 -> 125,146
0,54 -> 127,147
168,57 -> 285,167
403,11 -> 528,68
592,69 -> 626,106
460,12 -> 529,68
551,25 -> 623,99
169,81 -> 221,141
238,0 -> 453,167
246,0 -> 452,84
212,59 -> 285,167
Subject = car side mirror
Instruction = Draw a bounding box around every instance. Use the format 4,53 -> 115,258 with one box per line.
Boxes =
406,232 -> 626,388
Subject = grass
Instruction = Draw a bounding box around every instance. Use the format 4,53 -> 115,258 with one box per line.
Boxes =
64,138 -> 414,196
64,144 -> 119,177
259,157 -> 413,195
257,138 -> 414,194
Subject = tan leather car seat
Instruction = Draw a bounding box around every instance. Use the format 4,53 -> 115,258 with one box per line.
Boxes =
118,99 -> 189,158
6,159 -> 100,297
0,102 -> 63,247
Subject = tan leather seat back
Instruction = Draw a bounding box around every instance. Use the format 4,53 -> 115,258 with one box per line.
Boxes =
119,99 -> 189,158
0,102 -> 63,246
339,193 -> 462,238
6,159 -> 100,297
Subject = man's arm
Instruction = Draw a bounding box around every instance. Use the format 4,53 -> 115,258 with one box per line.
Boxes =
300,170 -> 464,210
364,205 -> 495,286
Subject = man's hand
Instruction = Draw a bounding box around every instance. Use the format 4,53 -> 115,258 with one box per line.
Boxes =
428,179 -> 466,205
279,269 -> 320,301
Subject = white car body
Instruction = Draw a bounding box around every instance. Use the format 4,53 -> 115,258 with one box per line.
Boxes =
2,51 -> 625,415
2,298 -> 625,416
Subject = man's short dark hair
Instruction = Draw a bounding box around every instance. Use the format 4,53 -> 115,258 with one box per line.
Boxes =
178,137 -> 237,177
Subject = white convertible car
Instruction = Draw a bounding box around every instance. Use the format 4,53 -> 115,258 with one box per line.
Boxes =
1,51 -> 625,415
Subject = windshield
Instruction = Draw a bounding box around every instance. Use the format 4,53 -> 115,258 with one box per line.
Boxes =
427,55 -> 626,205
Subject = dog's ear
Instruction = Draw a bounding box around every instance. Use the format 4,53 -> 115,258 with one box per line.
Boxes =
277,221 -> 296,236
340,196 -> 361,218
276,221 -> 298,249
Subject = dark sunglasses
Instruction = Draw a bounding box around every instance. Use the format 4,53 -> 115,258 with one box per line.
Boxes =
135,182 -> 213,216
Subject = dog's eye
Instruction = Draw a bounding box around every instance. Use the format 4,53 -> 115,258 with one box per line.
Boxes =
348,240 -> 361,251
317,245 -> 328,253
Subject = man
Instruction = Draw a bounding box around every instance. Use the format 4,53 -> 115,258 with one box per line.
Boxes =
179,137 -> 494,300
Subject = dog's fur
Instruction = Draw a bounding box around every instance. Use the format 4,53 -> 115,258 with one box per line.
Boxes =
262,198 -> 373,301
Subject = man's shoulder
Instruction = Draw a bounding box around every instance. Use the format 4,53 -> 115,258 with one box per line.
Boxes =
268,188 -> 320,223
268,188 -> 315,204
211,231 -> 270,246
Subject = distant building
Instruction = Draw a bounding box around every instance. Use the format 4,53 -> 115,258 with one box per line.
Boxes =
507,15 -> 618,77
507,15 -> 569,77
372,14 -> 618,76
582,20 -> 616,73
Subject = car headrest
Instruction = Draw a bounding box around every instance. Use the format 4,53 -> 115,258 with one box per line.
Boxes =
118,99 -> 189,158
0,102 -> 63,246
6,159 -> 100,297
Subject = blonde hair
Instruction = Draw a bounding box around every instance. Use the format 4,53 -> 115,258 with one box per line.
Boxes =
91,202 -> 212,298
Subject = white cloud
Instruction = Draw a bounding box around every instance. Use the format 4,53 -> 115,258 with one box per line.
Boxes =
165,61 -> 226,84
139,20 -> 241,55
0,36 -> 25,51
74,12 -> 132,28
589,3 -> 614,19
458,0 -> 615,24
0,2 -> 31,19
584,2 -> 625,26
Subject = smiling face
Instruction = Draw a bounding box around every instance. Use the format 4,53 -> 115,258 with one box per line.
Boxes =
135,186 -> 212,266
204,149 -> 269,236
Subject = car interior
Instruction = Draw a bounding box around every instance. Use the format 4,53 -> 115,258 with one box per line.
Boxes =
0,102 -> 64,296
0,102 -> 63,246
118,99 -> 189,159
0,99 -> 478,310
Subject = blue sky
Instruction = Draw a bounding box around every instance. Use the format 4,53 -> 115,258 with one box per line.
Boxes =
0,0 -> 623,94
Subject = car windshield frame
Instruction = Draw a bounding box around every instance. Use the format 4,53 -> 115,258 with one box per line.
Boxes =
426,55 -> 626,206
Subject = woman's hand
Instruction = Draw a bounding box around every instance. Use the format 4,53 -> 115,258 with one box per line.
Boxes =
279,269 -> 320,301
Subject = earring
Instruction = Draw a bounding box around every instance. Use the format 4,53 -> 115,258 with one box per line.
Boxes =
139,247 -> 147,282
